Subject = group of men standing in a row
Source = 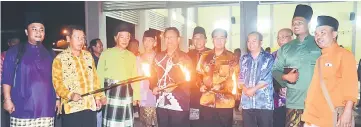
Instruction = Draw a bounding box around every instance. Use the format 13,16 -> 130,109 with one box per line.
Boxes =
1,4 -> 360,127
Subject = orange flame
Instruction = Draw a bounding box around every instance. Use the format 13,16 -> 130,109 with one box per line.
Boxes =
142,63 -> 151,77
232,72 -> 237,95
180,65 -> 191,81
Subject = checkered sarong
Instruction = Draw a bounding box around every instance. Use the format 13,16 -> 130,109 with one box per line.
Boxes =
10,117 -> 54,127
103,78 -> 134,127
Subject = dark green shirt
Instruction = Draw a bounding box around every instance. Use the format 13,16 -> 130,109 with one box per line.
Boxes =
272,35 -> 321,109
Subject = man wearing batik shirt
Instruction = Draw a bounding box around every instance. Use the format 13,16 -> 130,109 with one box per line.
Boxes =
198,28 -> 237,127
273,28 -> 293,127
187,26 -> 210,126
2,12 -> 57,127
240,32 -> 274,127
52,25 -> 105,127
272,4 -> 321,127
150,27 -> 193,127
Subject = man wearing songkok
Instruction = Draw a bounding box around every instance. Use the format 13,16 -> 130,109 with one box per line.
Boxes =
150,27 -> 193,127
187,26 -> 211,126
137,30 -> 158,127
96,24 -> 140,127
272,4 -> 321,127
2,12 -> 58,127
302,16 -> 358,127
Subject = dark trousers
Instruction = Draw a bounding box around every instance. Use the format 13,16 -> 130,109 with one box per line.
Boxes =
54,115 -> 62,127
1,108 -> 10,127
190,107 -> 202,127
190,91 -> 202,127
235,100 -> 241,111
62,110 -> 97,127
243,109 -> 273,127
273,106 -> 286,127
200,106 -> 233,127
156,108 -> 190,127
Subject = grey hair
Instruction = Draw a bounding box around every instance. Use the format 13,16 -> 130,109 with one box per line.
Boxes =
279,28 -> 293,36
248,31 -> 263,41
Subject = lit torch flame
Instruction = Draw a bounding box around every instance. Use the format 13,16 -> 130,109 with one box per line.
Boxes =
142,63 -> 151,77
180,65 -> 190,82
232,72 -> 237,95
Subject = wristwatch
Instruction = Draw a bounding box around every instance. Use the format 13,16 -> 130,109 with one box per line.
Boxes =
3,98 -> 11,103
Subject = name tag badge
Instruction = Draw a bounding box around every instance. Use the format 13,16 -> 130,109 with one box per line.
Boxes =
325,63 -> 332,67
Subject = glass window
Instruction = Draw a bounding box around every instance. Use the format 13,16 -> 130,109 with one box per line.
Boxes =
257,5 -> 271,49
356,1 -> 361,61
198,6 -> 230,49
231,6 -> 241,51
311,2 -> 354,53
272,4 -> 298,50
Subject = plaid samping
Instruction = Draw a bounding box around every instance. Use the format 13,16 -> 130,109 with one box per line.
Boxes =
103,78 -> 134,127
10,117 -> 54,127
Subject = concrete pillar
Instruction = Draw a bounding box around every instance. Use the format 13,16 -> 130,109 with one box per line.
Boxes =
240,1 -> 258,54
85,1 -> 107,48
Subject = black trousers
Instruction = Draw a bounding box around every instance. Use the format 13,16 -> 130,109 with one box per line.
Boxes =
156,108 -> 190,127
190,90 -> 202,127
200,106 -> 233,127
273,106 -> 286,127
190,107 -> 202,127
62,110 -> 97,127
1,108 -> 10,127
243,109 -> 273,127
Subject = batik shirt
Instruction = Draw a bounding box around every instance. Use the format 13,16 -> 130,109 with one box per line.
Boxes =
187,48 -> 211,108
150,49 -> 193,111
239,51 -> 274,110
52,48 -> 105,114
198,50 -> 237,108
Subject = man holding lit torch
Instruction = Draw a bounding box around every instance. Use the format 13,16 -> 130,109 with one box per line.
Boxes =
150,27 -> 193,127
52,25 -> 105,127
96,24 -> 141,127
239,32 -> 275,127
198,28 -> 238,127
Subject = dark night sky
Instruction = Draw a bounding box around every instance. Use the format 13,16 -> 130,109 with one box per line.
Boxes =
1,1 -> 85,51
